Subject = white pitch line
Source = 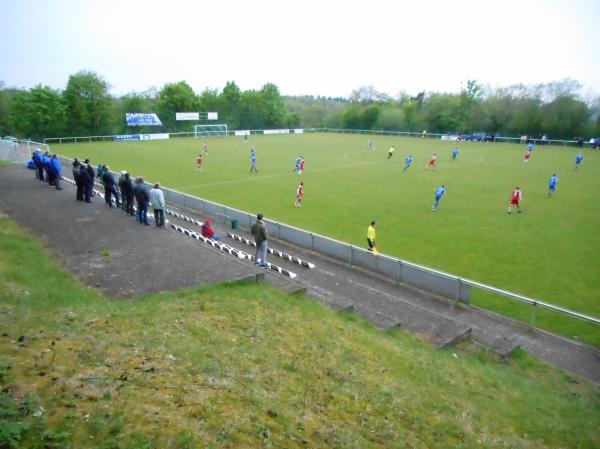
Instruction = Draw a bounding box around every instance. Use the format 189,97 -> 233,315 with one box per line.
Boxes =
173,160 -> 380,190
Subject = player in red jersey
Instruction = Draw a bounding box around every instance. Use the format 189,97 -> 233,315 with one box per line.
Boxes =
195,154 -> 203,171
508,187 -> 522,213
203,142 -> 208,154
523,150 -> 531,164
295,182 -> 304,207
426,153 -> 437,170
299,158 -> 305,174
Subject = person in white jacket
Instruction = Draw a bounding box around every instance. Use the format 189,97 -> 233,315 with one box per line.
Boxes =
148,183 -> 166,228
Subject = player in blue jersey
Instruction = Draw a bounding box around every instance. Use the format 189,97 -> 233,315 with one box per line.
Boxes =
528,142 -> 534,152
432,185 -> 446,210
293,156 -> 302,174
575,152 -> 583,170
451,147 -> 459,161
250,154 -> 258,173
548,174 -> 559,196
403,154 -> 413,172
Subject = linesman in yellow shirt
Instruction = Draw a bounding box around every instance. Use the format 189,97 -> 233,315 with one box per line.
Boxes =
367,221 -> 377,253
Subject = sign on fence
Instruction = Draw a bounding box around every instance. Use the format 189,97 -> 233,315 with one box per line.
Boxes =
176,112 -> 200,121
125,113 -> 162,127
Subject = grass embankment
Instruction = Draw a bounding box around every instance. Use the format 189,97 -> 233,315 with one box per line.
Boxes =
0,216 -> 598,449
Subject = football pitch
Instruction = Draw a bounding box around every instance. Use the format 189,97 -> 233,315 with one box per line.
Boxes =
54,134 -> 600,339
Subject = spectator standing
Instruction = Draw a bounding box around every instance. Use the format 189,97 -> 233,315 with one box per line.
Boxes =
149,183 -> 166,228
251,213 -> 268,267
121,172 -> 135,216
117,171 -> 128,211
84,159 -> 95,199
42,152 -> 53,185
50,155 -> 63,190
32,149 -> 44,181
79,161 -> 93,203
72,159 -> 84,201
134,177 -> 150,225
102,166 -> 120,208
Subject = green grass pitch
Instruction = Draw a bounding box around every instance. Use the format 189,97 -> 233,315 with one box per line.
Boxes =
54,134 -> 600,341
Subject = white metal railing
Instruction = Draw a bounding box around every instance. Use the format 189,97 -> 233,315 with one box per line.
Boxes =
44,128 -> 596,148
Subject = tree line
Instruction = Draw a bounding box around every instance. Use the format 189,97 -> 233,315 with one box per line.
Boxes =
0,71 -> 598,141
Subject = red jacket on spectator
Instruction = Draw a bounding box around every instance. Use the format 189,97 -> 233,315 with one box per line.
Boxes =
201,219 -> 215,239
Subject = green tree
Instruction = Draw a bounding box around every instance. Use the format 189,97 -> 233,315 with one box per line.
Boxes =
506,98 -> 544,137
542,96 -> 590,139
479,95 -> 514,135
222,81 -> 242,129
238,90 -> 266,129
9,85 -> 66,140
375,107 -> 405,131
341,105 -> 363,129
156,81 -> 200,131
260,83 -> 287,128
422,94 -> 461,133
361,105 -> 381,129
63,70 -> 112,136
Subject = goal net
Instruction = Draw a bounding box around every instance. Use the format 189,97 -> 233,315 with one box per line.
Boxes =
193,124 -> 228,137
0,139 -> 49,164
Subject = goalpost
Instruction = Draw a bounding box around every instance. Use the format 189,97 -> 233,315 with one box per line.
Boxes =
0,139 -> 49,163
193,124 -> 228,137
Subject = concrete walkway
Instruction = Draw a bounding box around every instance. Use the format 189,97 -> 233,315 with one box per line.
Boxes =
1,165 -> 599,382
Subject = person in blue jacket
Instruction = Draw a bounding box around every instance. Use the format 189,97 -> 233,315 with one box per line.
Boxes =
50,155 -> 63,190
32,149 -> 44,180
42,152 -> 52,185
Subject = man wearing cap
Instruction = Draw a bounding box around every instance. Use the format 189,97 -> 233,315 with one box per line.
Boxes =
251,213 -> 268,267
149,183 -> 166,228
50,154 -> 63,190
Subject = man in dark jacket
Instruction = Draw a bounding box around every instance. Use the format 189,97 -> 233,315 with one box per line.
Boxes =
133,176 -> 149,225
251,213 -> 268,267
101,165 -> 120,208
117,171 -> 128,211
121,172 -> 135,215
72,159 -> 84,200
83,159 -> 95,203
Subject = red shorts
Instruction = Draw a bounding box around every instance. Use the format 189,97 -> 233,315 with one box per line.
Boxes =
428,160 -> 436,166
511,198 -> 519,205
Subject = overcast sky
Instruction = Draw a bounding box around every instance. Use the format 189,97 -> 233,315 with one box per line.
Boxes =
1,0 -> 599,98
